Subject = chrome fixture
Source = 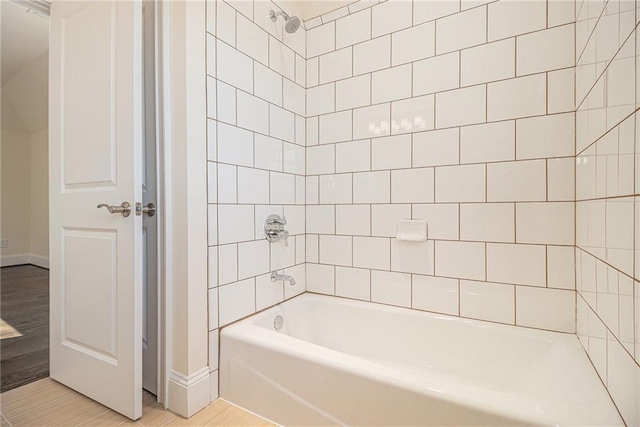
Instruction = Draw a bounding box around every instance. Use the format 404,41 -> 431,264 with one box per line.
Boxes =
264,214 -> 289,246
273,315 -> 284,330
269,9 -> 301,34
135,202 -> 156,217
271,271 -> 296,286
97,201 -> 131,217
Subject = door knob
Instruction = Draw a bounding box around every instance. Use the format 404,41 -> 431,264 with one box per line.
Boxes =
97,202 -> 131,217
135,202 -> 156,217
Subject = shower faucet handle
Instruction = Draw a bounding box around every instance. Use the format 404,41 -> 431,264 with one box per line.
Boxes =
265,214 -> 289,246
266,215 -> 287,226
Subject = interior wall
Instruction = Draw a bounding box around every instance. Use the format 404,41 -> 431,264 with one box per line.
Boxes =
304,0 -> 576,333
575,1 -> 640,425
0,51 -> 49,267
0,129 -> 32,259
205,0 -> 308,400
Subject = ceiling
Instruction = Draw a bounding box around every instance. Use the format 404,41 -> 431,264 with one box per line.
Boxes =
273,0 -> 358,21
1,1 -> 49,86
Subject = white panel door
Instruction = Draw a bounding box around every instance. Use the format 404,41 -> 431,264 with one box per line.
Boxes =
49,0 -> 143,420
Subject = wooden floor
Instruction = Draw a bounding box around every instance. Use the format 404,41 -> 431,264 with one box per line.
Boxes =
0,378 -> 275,426
1,265 -> 50,393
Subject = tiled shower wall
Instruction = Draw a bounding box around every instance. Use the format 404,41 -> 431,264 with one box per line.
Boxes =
304,0 -> 577,333
574,0 -> 640,424
205,0 -> 308,399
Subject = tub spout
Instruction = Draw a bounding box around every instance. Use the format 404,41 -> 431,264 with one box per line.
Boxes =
271,271 -> 296,286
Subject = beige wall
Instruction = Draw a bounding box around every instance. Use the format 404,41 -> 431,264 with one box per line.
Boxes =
1,129 -> 32,257
30,128 -> 48,259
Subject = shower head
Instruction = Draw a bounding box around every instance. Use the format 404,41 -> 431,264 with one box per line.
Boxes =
269,9 -> 302,33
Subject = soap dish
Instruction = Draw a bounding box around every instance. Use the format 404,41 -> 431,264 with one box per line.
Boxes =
396,220 -> 428,242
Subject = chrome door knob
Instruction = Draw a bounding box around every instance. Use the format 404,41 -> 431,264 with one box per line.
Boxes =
97,202 -> 131,217
135,202 -> 156,217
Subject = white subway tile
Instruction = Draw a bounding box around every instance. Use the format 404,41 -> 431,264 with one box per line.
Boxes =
459,121 -> 515,164
207,119 -> 217,161
391,240 -> 434,275
238,240 -> 269,280
237,167 -> 269,204
256,273 -> 284,311
219,278 -> 255,326
547,245 -> 575,290
319,47 -> 353,84
436,6 -> 486,54
208,246 -> 218,288
435,164 -> 486,202
306,264 -> 335,295
295,55 -> 305,86
336,205 -> 371,236
237,92 -> 269,134
306,176 -> 319,204
306,205 -> 335,234
372,134 -> 412,170
435,241 -> 486,280
460,280 -> 515,324
254,135 -> 282,172
207,76 -> 217,119
295,115 -> 306,146
336,8 -> 371,49
320,235 -> 353,266
336,267 -> 371,301
208,289 -> 218,330
284,205 -> 306,236
517,25 -> 574,75
307,21 -> 335,58
413,52 -> 460,96
371,270 -> 412,307
413,128 -> 459,167
371,0 -> 413,37
487,159 -> 546,202
391,168 -> 435,203
414,0 -> 459,25
336,139 -> 371,173
487,74 -> 546,121
353,171 -> 391,203
349,0 -> 378,14
283,264 -> 305,299
460,203 -> 515,243
413,204 -> 459,240
306,145 -> 335,175
353,237 -> 391,270
206,34 -> 216,77
270,172 -> 296,204
319,111 -> 352,144
548,0 -> 575,27
436,85 -> 486,128
217,123 -> 253,167
217,164 -> 236,204
306,116 -> 319,146
460,38 -> 515,86
270,104 -> 295,143
283,80 -> 305,116
216,1 -> 236,46
354,35 -> 391,75
306,235 -> 319,262
254,62 -> 282,106
391,95 -> 435,135
488,0 -> 546,41
283,142 -> 305,175
226,0 -> 252,19
371,204 -> 411,237
307,83 -> 335,116
218,244 -> 238,285
487,243 -> 546,286
516,287 -> 575,332
516,113 -> 575,160
353,103 -> 391,139
336,74 -> 372,111
218,205 -> 254,244
216,81 -> 236,124
516,202 -> 575,246
236,14 -> 269,64
206,0 -> 216,35
548,68 -> 575,114
372,64 -> 412,104
392,22 -> 435,66
412,275 -> 458,315
208,162 -> 217,204
319,174 -> 353,204
217,40 -> 253,93
307,57 -> 319,87
208,205 -> 217,246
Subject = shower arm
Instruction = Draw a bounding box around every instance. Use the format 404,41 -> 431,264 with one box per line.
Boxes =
269,10 -> 290,22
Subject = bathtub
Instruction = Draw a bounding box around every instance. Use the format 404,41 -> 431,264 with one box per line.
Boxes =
220,294 -> 623,426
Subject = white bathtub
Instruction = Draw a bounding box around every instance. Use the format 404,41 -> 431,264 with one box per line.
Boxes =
220,294 -> 623,426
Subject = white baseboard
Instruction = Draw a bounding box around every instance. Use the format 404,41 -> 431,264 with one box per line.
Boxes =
1,254 -> 49,269
167,367 -> 211,418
